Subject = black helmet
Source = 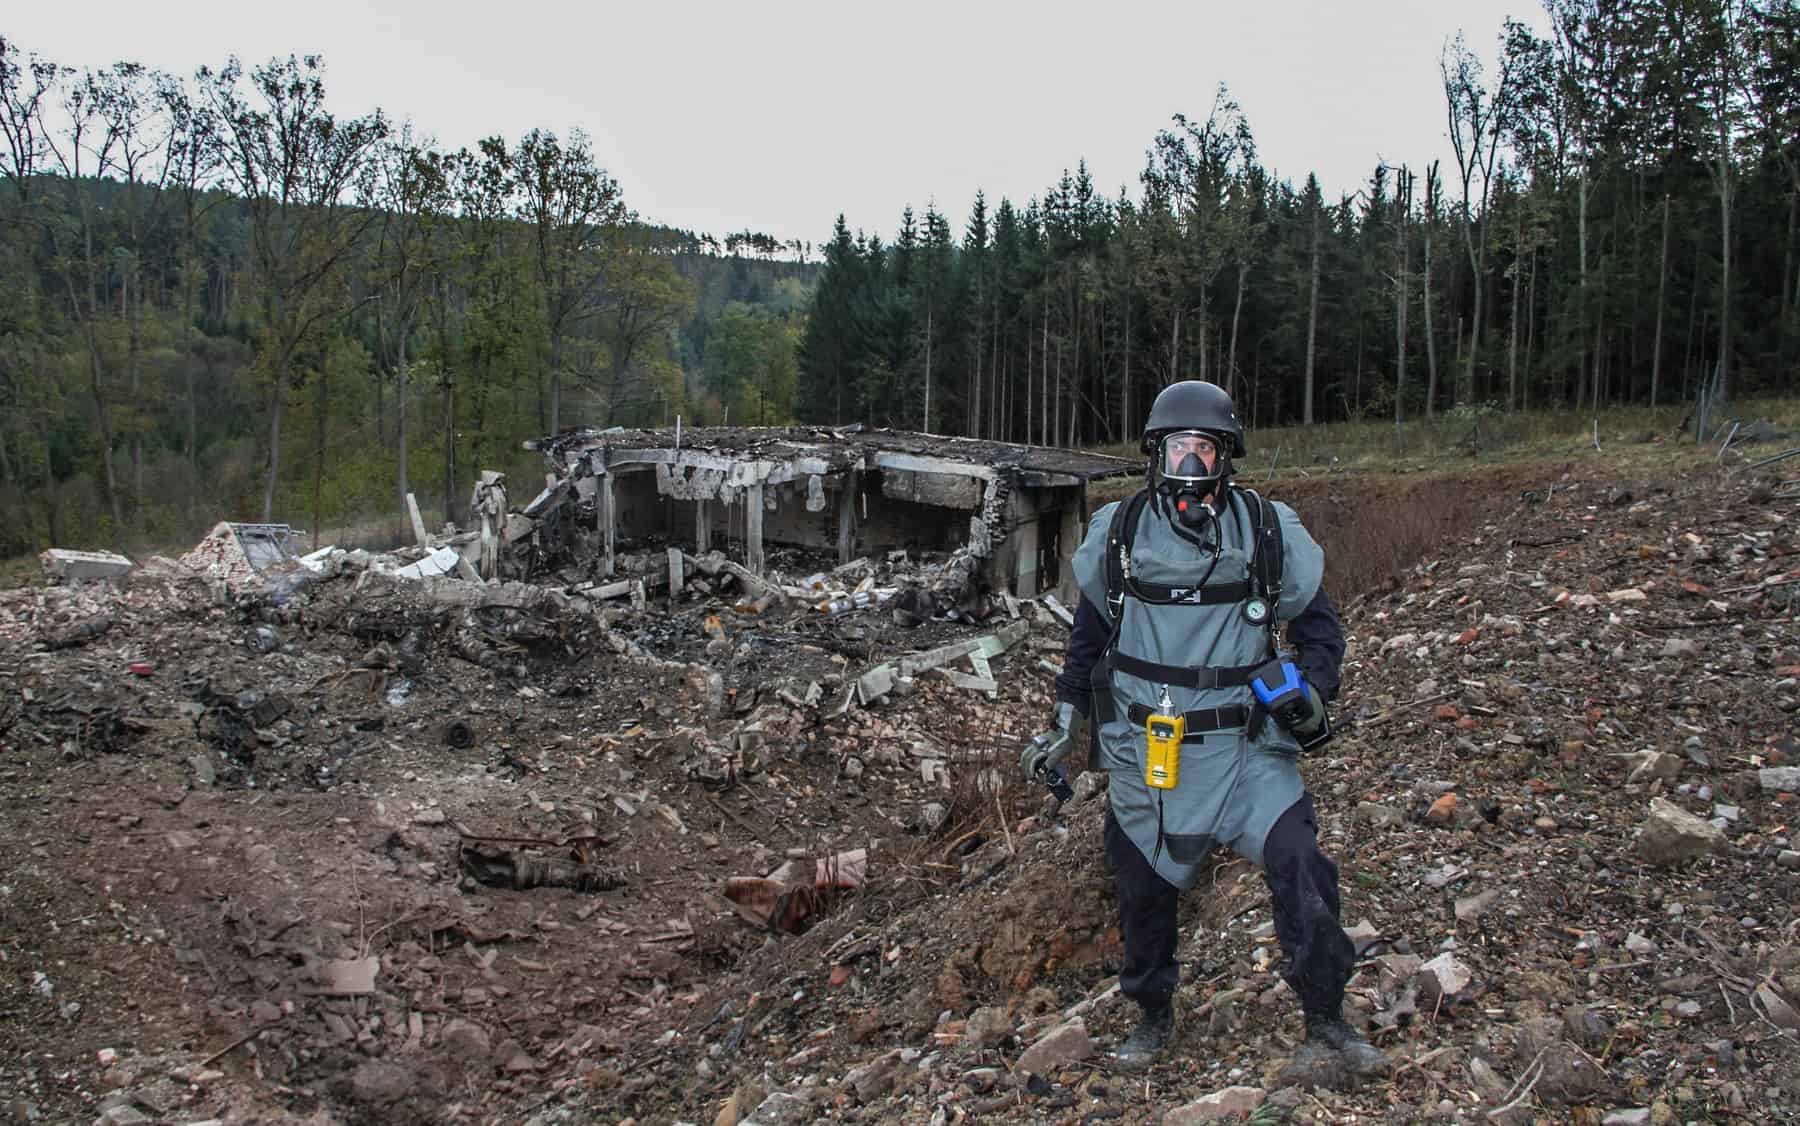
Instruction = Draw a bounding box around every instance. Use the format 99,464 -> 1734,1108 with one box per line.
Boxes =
1140,381 -> 1245,458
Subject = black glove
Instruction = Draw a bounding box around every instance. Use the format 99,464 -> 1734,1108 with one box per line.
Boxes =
1249,658 -> 1330,750
1019,701 -> 1076,782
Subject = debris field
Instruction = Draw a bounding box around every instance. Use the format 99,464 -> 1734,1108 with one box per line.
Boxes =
1,448 -> 1798,1126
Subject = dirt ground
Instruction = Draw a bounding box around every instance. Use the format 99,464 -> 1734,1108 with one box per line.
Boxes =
3,443 -> 1799,1126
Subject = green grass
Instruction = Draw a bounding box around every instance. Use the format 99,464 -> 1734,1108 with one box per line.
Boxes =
1092,394 -> 1800,483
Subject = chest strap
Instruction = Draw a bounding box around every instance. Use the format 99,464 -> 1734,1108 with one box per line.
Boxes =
1109,652 -> 1261,690
1118,578 -> 1253,606
1125,702 -> 1251,740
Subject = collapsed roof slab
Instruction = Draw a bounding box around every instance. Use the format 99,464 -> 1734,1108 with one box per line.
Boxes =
529,425 -> 1139,597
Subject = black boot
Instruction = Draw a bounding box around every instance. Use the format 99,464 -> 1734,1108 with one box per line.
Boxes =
1279,1009 -> 1390,1089
1307,1012 -> 1389,1075
1111,1003 -> 1173,1071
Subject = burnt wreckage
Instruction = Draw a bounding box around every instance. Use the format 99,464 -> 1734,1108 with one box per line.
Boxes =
503,426 -> 1138,618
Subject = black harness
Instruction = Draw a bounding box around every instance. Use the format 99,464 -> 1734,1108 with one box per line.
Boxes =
1092,485 -> 1285,740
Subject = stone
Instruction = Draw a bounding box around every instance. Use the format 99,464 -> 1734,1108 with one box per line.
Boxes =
743,1091 -> 815,1126
1626,751 -> 1682,785
1415,952 -> 1473,1005
1637,798 -> 1724,866
964,1006 -> 1011,1049
1602,1111 -> 1651,1126
1659,638 -> 1699,659
348,1060 -> 414,1106
316,956 -> 379,995
1760,766 -> 1800,793
438,1019 -> 492,1065
841,1050 -> 903,1102
1454,889 -> 1500,922
1355,802 -> 1403,829
1163,1085 -> 1267,1122
1013,1018 -> 1092,1077
1532,1041 -> 1617,1105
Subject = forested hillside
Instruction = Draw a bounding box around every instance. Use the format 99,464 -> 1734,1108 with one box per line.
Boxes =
798,2 -> 1800,445
5,0 -> 1800,560
0,43 -> 814,557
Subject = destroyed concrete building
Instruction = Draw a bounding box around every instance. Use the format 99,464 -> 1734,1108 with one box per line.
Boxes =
512,425 -> 1139,607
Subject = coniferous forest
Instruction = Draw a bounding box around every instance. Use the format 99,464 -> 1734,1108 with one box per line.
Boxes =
4,0 -> 1800,558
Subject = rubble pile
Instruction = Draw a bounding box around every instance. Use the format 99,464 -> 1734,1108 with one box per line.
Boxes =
0,455 -> 1796,1125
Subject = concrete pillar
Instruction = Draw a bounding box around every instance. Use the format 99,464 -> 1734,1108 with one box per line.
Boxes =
746,483 -> 766,576
695,500 -> 711,554
836,471 -> 858,564
667,546 -> 684,601
600,471 -> 616,577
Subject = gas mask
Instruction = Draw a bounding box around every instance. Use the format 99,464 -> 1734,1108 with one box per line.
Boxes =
1152,430 -> 1229,533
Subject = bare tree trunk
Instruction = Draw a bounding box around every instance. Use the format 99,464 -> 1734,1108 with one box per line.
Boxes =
1305,204 -> 1321,426
1040,296 -> 1048,445
262,358 -> 286,523
1715,139 -> 1733,402
1508,267 -> 1521,413
1423,218 -> 1439,417
1226,263 -> 1246,403
182,249 -> 199,525
313,360 -> 328,551
1196,288 -> 1208,384
1464,232 -> 1484,408
923,303 -> 933,432
127,272 -> 143,509
88,343 -> 123,534
1395,167 -> 1411,426
1122,291 -> 1133,440
1523,248 -> 1537,412
1169,305 -> 1181,389
1652,193 -> 1670,405
397,332 -> 409,527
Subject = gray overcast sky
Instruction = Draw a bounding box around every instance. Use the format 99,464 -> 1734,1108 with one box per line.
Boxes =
7,0 -> 1543,247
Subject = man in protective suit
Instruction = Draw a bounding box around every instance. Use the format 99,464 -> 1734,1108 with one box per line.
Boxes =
1019,380 -> 1388,1083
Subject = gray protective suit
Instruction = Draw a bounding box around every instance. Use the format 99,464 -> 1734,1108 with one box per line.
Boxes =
1073,489 -> 1326,887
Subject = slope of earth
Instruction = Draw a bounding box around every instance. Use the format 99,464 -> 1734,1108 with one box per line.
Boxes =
2,452 -> 1797,1125
504,458 -> 1800,1126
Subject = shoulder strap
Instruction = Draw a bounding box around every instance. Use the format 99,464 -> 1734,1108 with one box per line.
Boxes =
1234,485 -> 1284,619
1102,489 -> 1151,624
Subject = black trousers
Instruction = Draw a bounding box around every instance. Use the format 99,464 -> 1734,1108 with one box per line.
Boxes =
1105,793 -> 1356,1019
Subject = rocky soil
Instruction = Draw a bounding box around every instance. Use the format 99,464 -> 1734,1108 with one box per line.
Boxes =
3,449 -> 1798,1126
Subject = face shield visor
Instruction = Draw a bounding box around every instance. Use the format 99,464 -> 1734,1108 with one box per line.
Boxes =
1155,430 -> 1224,489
